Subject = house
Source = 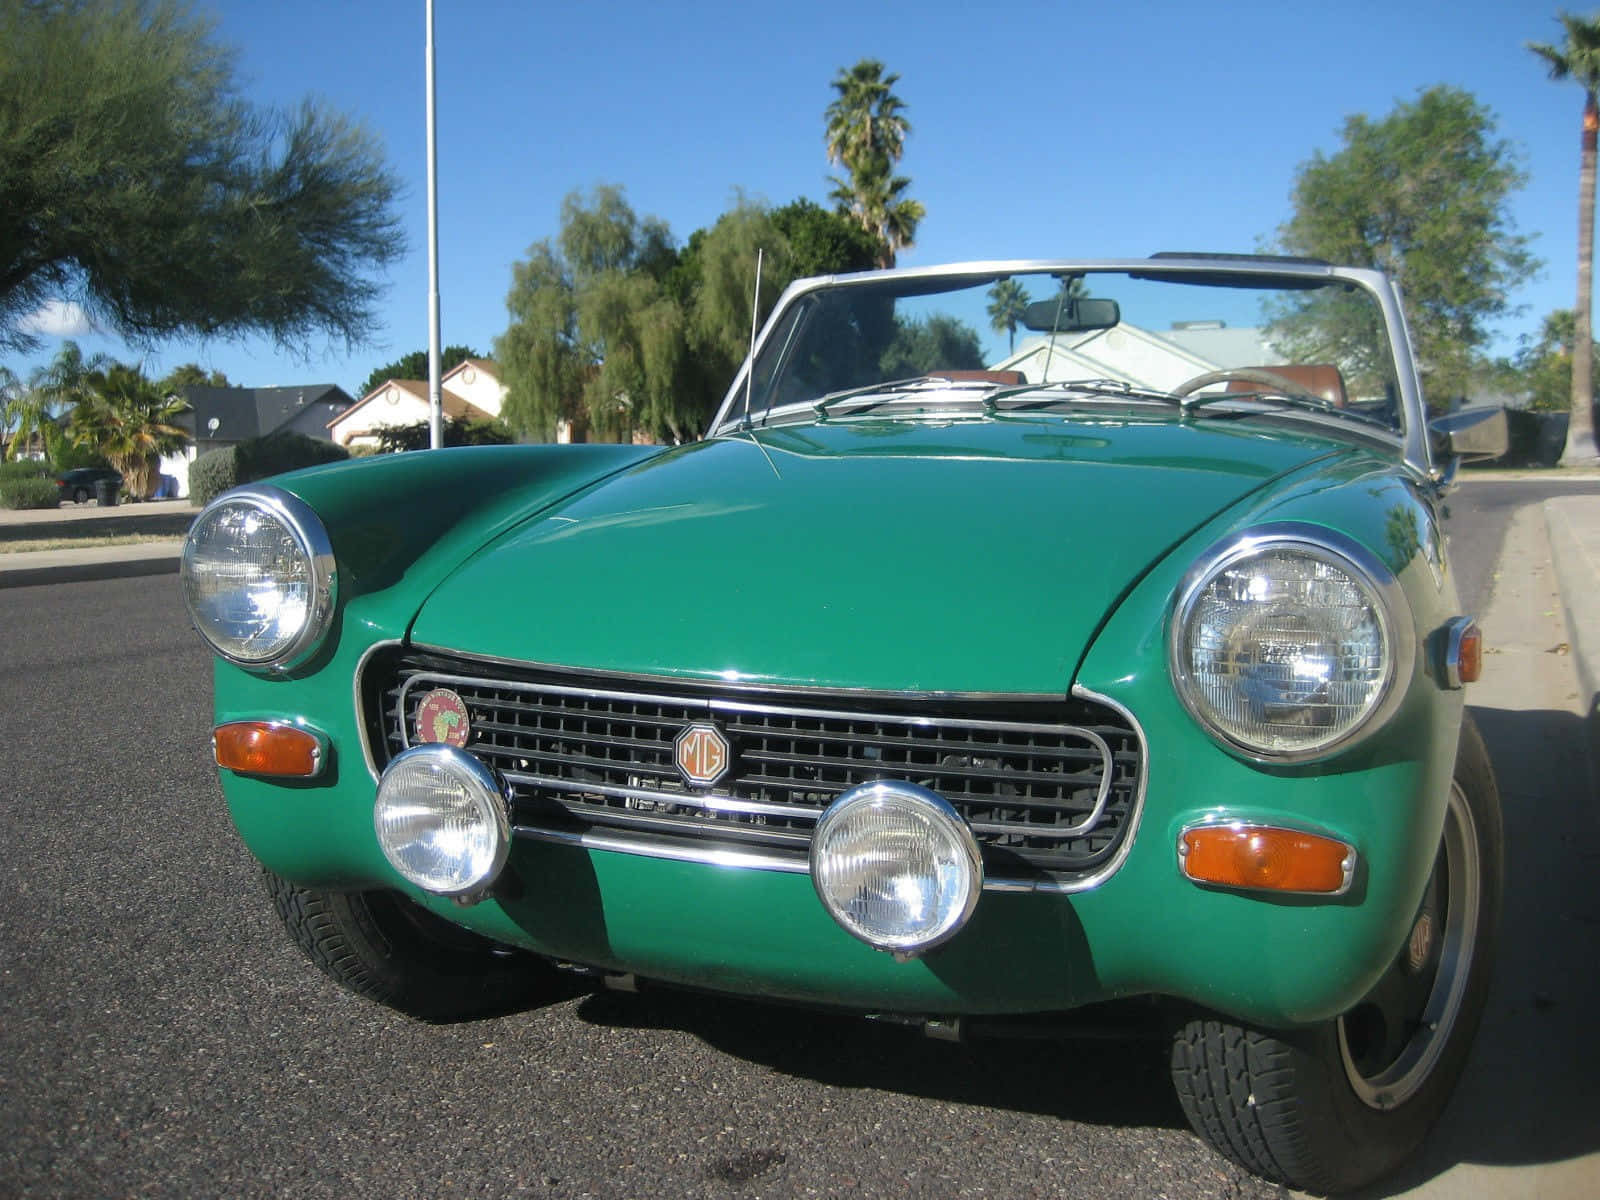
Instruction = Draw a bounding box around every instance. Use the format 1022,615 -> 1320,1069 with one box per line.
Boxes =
330,359 -> 507,449
993,321 -> 1280,390
161,384 -> 355,498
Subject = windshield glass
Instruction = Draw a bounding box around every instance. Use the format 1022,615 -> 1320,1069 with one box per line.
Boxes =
727,267 -> 1405,435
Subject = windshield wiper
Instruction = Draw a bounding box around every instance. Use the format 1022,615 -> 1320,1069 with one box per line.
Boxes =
982,378 -> 1183,411
812,376 -> 998,417
1179,388 -> 1395,431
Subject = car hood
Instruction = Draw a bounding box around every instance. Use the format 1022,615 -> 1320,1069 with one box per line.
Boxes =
411,417 -> 1349,693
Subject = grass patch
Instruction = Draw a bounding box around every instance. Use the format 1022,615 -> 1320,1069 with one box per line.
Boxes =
0,534 -> 183,554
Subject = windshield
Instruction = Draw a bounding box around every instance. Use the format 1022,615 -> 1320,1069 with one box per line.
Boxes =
722,265 -> 1408,438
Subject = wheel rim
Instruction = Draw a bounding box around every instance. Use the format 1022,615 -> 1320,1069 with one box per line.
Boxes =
1338,782 -> 1479,1110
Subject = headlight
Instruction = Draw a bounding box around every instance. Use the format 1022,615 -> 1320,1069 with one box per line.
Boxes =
374,745 -> 510,897
1170,525 -> 1413,761
181,486 -> 335,669
810,781 -> 982,957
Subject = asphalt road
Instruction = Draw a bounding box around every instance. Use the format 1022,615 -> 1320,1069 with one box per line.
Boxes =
0,478 -> 1592,1200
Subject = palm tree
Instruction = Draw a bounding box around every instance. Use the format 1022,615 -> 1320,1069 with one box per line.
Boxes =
69,362 -> 191,497
1529,12 -> 1600,464
987,280 -> 1032,353
824,60 -> 921,267
824,60 -> 909,171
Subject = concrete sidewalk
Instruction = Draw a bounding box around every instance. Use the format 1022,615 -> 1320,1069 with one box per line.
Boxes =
0,498 -> 191,587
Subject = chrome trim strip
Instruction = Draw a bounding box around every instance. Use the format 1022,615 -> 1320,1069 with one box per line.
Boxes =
511,818 -> 1135,896
405,643 -> 1063,703
513,824 -> 813,874
1176,817 -> 1358,898
355,639 -> 406,785
1167,522 -> 1417,765
500,770 -> 826,821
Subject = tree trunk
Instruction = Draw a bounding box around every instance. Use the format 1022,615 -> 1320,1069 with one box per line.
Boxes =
1562,89 -> 1599,464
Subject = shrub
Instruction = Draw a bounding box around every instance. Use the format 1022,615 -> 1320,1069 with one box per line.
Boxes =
0,476 -> 61,509
375,417 -> 514,454
190,432 -> 350,507
0,459 -> 54,481
236,430 -> 349,480
189,445 -> 237,507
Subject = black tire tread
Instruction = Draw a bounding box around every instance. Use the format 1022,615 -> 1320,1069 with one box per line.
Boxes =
263,870 -> 554,1022
1169,713 -> 1502,1194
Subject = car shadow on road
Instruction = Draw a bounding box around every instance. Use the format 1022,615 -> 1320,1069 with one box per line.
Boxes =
573,986 -> 1188,1130
1349,702 -> 1600,1197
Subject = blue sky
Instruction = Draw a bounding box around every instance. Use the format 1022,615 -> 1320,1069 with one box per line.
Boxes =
9,0 -> 1587,397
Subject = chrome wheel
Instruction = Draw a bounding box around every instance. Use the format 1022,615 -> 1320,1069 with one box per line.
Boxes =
1338,781 -> 1480,1110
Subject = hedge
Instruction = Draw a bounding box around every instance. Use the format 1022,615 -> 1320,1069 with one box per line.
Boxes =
190,432 -> 350,507
0,475 -> 61,509
0,459 -> 54,481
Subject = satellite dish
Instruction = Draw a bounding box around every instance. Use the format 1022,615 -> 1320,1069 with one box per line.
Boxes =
206,417 -> 221,433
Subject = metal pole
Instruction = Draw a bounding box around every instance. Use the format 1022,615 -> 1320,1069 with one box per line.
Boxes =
425,0 -> 443,449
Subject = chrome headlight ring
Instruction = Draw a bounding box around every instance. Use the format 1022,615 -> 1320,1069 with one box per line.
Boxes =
180,484 -> 337,671
1169,523 -> 1415,763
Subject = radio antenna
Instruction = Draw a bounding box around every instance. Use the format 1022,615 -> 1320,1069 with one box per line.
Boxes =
741,247 -> 764,429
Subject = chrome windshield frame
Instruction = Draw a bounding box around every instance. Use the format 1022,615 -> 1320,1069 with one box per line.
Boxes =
707,257 -> 1432,478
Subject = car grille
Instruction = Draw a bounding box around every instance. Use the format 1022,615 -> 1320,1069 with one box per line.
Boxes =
364,648 -> 1144,885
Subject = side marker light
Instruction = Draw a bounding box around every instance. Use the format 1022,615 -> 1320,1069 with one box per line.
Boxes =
1179,823 -> 1354,895
214,721 -> 325,777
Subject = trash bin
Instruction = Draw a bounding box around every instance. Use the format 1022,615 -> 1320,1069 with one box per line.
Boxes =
94,477 -> 120,506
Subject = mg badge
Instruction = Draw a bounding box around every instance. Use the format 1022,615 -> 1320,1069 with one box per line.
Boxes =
675,722 -> 731,786
415,688 -> 471,748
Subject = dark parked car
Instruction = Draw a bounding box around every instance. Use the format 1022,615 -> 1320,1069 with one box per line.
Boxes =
55,467 -> 122,504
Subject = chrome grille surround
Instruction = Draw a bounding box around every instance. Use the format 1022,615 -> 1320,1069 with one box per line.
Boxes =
363,648 -> 1146,892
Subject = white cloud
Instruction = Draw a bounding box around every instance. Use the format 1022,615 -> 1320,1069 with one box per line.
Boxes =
19,300 -> 95,338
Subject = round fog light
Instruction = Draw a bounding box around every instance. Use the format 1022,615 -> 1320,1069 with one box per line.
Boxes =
810,781 -> 982,957
374,745 -> 509,896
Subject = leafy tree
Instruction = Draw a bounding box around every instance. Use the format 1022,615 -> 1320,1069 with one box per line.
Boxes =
1528,12 -> 1600,462
0,341 -> 107,462
1272,85 -> 1537,408
1506,309 -> 1599,412
0,0 -> 403,354
769,198 -> 880,279
158,364 -> 232,394
987,280 -> 1032,352
879,314 -> 985,379
68,362 -> 190,497
355,346 -> 481,399
824,60 -> 924,268
498,189 -> 879,444
375,416 -> 514,453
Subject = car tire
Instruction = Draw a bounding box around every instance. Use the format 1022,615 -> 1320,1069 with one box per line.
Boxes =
73,486 -> 90,503
1169,713 -> 1501,1193
263,869 -> 557,1022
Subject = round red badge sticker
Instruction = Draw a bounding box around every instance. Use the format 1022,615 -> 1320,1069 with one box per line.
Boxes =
414,688 -> 472,747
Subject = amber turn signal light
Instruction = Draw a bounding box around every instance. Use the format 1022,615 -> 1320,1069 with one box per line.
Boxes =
214,721 -> 324,777
1179,823 -> 1354,895
1454,624 -> 1483,684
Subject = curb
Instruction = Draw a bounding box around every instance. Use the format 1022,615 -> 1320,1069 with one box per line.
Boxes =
0,546 -> 182,589
1544,496 -> 1600,784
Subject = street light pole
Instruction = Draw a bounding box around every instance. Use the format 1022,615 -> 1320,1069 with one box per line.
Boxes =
425,0 -> 442,450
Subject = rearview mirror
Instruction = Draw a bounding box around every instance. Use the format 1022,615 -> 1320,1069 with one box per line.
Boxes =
1020,297 -> 1120,334
1429,406 -> 1508,463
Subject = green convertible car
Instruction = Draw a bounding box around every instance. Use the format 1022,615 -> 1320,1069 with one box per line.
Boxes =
182,255 -> 1507,1193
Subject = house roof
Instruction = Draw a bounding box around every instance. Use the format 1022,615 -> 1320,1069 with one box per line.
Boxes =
179,384 -> 354,443
442,358 -> 499,383
330,379 -> 493,432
